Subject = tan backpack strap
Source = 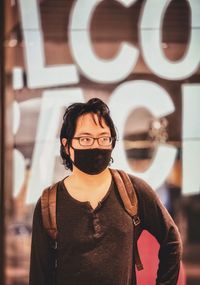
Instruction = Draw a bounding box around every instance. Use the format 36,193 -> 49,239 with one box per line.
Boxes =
110,168 -> 144,271
110,169 -> 138,217
118,170 -> 138,215
41,182 -> 58,240
118,170 -> 141,226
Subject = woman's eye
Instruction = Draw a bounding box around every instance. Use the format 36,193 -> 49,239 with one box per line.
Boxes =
81,137 -> 91,142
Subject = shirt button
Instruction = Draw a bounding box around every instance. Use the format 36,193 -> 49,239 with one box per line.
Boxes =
95,224 -> 101,232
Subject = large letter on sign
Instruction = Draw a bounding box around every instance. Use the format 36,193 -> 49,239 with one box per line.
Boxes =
109,80 -> 177,189
26,89 -> 84,204
69,0 -> 139,83
140,0 -> 200,80
18,0 -> 78,88
182,84 -> 200,195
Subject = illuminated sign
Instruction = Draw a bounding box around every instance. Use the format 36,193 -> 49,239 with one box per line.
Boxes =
13,0 -> 200,203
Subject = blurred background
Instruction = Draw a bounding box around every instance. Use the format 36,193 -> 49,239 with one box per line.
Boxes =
0,0 -> 200,284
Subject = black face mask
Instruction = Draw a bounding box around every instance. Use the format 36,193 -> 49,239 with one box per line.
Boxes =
71,148 -> 112,175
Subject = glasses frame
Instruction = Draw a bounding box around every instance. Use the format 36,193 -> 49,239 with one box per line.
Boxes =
72,136 -> 115,147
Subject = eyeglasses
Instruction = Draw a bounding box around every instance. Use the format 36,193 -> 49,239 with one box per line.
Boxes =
72,136 -> 115,147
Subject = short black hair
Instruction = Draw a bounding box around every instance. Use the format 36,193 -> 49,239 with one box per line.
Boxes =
60,97 -> 117,170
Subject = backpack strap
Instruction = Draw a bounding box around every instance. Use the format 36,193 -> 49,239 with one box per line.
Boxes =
41,182 -> 59,241
110,168 -> 144,271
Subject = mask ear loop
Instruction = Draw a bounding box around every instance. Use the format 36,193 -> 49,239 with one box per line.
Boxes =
66,141 -> 76,170
109,157 -> 114,166
62,140 -> 73,170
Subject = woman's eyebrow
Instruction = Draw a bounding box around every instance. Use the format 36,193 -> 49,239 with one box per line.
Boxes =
76,132 -> 110,136
75,132 -> 91,136
98,132 -> 111,136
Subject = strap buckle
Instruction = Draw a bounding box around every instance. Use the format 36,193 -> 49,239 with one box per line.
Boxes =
51,240 -> 58,250
133,215 -> 141,226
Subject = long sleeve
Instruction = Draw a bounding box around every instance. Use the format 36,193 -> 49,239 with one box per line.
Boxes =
131,176 -> 183,285
29,199 -> 55,285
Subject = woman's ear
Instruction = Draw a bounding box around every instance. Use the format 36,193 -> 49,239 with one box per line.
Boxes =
61,138 -> 69,154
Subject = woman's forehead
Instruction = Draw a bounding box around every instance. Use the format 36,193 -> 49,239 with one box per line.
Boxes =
75,113 -> 110,132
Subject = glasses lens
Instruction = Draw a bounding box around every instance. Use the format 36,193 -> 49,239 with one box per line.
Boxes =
98,137 -> 112,146
79,137 -> 94,146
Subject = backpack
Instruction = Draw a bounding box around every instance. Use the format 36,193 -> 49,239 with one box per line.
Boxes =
41,168 -> 144,271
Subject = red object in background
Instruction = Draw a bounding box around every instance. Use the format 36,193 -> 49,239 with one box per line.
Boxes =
136,230 -> 186,285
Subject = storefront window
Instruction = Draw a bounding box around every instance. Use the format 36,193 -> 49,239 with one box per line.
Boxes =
2,1 -> 200,284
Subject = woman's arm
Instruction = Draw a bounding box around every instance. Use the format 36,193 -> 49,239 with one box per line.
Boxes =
131,176 -> 183,285
29,199 -> 55,285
